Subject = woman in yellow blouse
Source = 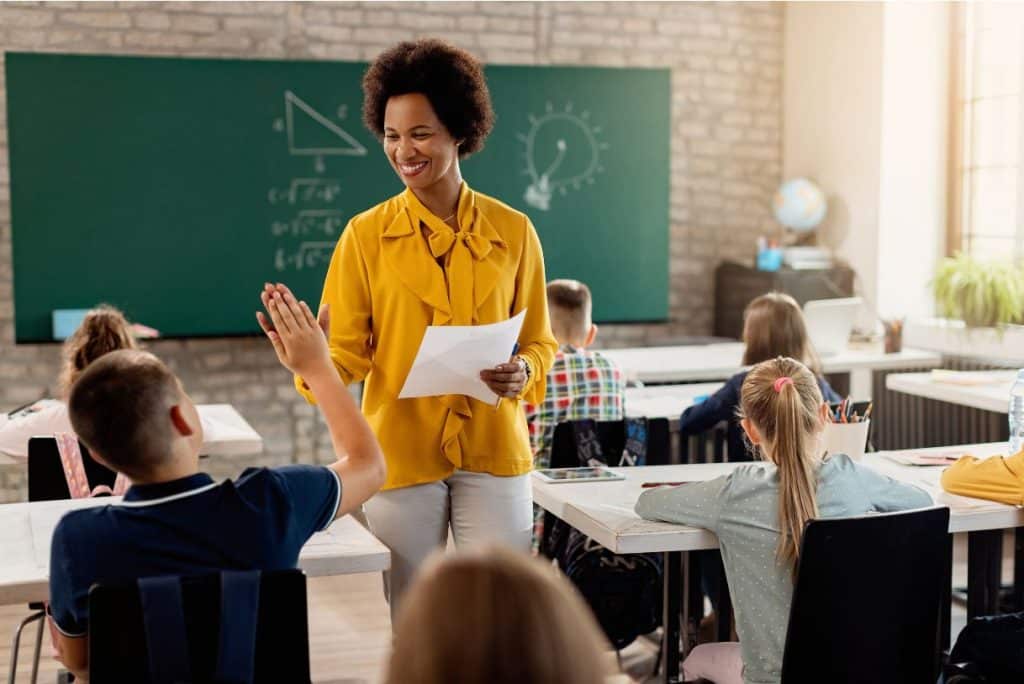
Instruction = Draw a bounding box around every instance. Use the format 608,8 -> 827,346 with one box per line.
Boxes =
294,39 -> 557,615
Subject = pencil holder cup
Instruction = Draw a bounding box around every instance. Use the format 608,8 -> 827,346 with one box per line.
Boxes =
822,419 -> 870,462
882,318 -> 904,354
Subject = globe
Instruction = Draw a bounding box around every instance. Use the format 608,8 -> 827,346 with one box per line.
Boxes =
773,178 -> 827,233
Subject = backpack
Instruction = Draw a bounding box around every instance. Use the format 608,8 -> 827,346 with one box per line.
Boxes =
54,432 -> 129,498
548,418 -> 663,649
945,612 -> 1024,683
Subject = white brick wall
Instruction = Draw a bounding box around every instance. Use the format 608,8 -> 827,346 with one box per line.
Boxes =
0,1 -> 783,500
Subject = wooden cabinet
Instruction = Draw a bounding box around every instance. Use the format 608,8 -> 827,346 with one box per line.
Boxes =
713,260 -> 855,339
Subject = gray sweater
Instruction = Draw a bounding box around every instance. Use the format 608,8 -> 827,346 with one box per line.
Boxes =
635,454 -> 933,684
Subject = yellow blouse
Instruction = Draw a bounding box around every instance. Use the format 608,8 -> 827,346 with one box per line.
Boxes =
940,448 -> 1024,506
296,182 -> 557,490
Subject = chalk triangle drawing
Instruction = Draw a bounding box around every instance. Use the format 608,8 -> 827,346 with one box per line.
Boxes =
285,91 -> 367,157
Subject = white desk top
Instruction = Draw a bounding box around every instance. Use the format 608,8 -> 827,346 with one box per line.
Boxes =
532,442 -> 1023,555
0,403 -> 263,465
624,383 -> 724,420
601,343 -> 941,384
0,497 -> 389,605
886,370 -> 1017,415
196,404 -> 264,457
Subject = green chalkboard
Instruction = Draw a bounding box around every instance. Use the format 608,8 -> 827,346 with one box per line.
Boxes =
6,52 -> 669,342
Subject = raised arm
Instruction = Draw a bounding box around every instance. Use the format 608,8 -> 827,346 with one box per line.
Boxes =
259,285 -> 385,517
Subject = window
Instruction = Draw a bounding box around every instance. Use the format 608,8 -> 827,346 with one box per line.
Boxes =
951,2 -> 1024,261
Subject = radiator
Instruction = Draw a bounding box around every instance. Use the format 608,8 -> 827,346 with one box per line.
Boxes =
871,357 -> 1014,451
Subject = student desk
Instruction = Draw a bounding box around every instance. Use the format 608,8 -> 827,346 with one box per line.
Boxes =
886,370 -> 1017,414
0,497 -> 390,606
0,403 -> 263,465
624,383 -> 725,427
603,342 -> 941,399
533,443 -> 1023,683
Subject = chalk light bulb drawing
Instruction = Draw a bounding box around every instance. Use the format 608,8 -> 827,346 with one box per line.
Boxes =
521,103 -> 608,211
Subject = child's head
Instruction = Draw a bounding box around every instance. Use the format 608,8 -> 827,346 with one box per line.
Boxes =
742,293 -> 821,374
68,349 -> 201,480
58,305 -> 137,398
386,546 -> 614,684
740,357 -> 828,569
547,279 -> 597,348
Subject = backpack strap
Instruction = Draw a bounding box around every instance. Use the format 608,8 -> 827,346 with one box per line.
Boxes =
620,417 -> 648,467
54,432 -> 130,498
138,575 -> 192,684
571,419 -> 606,466
53,433 -> 91,499
215,570 -> 261,684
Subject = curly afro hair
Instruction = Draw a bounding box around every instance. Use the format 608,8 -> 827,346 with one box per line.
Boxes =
362,39 -> 495,157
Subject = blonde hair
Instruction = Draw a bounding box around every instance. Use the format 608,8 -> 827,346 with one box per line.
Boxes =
740,357 -> 825,570
547,279 -> 592,344
58,305 -> 137,398
385,547 -> 615,684
742,293 -> 822,375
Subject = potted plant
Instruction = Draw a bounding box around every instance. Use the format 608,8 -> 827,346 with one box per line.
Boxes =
932,253 -> 1024,328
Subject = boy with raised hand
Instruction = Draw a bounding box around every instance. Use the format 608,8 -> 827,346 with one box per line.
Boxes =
48,284 -> 385,680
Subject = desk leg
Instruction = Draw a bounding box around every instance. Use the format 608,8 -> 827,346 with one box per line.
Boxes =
1014,527 -> 1024,612
941,534 -> 952,652
967,529 -> 1002,618
716,571 -> 733,643
662,551 -> 682,684
683,550 -> 703,656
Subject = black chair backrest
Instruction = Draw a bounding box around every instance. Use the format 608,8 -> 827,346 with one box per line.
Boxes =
549,417 -> 672,469
781,507 -> 950,684
89,569 -> 311,684
27,436 -> 117,502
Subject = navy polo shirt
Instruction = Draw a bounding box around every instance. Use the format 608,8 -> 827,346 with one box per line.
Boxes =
49,465 -> 341,637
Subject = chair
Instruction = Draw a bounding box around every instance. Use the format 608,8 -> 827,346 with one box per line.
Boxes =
28,436 -> 116,502
548,417 -> 672,469
780,507 -> 950,684
88,569 -> 311,683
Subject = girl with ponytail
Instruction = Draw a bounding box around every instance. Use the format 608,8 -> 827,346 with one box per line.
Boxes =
636,357 -> 932,684
0,305 -> 137,460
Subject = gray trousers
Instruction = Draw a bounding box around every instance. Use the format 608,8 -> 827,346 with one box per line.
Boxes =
363,469 -> 532,623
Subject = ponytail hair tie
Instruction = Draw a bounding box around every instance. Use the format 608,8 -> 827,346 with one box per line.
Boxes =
773,376 -> 794,393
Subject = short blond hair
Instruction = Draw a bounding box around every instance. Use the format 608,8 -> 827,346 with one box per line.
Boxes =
385,547 -> 614,684
547,279 -> 592,343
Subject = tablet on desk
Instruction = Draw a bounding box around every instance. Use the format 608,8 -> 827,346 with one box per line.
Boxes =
532,467 -> 625,484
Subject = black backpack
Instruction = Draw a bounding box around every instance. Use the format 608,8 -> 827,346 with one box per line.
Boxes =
546,418 -> 664,649
944,612 -> 1024,683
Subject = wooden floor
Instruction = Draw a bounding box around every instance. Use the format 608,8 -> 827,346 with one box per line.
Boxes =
0,531 -> 1012,683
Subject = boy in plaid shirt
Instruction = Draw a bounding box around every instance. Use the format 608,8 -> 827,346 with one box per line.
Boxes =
525,279 -> 625,550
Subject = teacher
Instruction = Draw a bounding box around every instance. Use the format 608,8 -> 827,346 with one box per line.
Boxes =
294,38 -> 557,615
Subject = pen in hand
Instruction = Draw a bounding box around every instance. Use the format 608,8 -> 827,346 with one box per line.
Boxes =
494,342 -> 521,409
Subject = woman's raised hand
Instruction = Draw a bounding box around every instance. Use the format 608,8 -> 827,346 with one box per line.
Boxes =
256,283 -> 332,379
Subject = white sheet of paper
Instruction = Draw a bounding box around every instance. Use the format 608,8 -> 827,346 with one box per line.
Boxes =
399,310 -> 527,404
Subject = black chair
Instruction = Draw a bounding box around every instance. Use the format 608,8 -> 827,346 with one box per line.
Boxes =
88,569 -> 310,683
28,436 -> 117,501
780,507 -> 950,684
549,417 -> 672,469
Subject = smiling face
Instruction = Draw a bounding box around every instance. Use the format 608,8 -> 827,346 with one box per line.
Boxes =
383,93 -> 461,192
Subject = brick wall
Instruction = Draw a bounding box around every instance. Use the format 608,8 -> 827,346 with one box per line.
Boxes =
0,1 -> 783,500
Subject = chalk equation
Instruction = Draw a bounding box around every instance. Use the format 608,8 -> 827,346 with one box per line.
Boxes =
274,241 -> 335,272
271,209 -> 347,238
268,178 -> 342,205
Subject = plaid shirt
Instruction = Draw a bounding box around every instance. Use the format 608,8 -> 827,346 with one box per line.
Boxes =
524,345 -> 625,550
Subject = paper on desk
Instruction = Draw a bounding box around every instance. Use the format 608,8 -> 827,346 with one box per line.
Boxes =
930,369 -> 1003,386
399,310 -> 526,404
